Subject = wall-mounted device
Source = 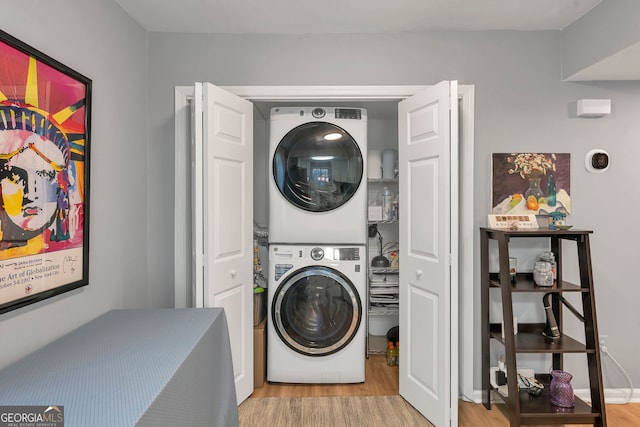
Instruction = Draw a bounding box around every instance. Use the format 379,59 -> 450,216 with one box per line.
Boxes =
577,99 -> 611,118
585,149 -> 609,173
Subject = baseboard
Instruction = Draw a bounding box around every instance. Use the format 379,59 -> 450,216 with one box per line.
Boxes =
465,388 -> 640,404
462,389 -> 484,404
574,388 -> 639,404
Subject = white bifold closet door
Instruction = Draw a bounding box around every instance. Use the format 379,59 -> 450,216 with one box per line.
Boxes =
192,82 -> 254,405
398,81 -> 459,427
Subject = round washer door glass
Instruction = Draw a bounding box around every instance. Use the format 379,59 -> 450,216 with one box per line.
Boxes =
273,122 -> 363,212
272,266 -> 362,356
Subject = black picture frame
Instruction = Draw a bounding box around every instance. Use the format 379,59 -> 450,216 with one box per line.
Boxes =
0,29 -> 91,315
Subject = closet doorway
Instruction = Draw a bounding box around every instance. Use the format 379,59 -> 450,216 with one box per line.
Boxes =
174,85 -> 475,426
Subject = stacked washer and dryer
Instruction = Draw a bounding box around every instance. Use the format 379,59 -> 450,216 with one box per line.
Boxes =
267,106 -> 368,383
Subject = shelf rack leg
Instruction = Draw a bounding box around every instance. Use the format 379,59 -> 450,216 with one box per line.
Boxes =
497,234 -> 521,427
578,234 -> 607,427
481,230 -> 490,410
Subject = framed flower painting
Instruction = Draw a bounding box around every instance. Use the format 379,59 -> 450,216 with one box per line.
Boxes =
492,153 -> 570,216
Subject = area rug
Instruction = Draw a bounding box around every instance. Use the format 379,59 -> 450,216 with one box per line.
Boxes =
238,395 -> 434,426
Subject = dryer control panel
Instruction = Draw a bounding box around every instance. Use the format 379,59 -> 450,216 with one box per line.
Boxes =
334,247 -> 360,261
270,106 -> 366,121
335,108 -> 362,120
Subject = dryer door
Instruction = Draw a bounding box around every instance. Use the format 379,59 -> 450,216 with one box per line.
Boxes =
272,266 -> 362,356
273,122 -> 363,212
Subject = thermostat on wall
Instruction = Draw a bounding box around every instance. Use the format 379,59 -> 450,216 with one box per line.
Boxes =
585,149 -> 609,173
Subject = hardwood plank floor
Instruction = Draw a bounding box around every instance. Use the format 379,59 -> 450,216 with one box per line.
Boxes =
250,354 -> 398,398
458,399 -> 640,427
251,354 -> 639,426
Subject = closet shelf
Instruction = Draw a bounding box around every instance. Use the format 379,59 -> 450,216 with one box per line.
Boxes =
370,267 -> 399,274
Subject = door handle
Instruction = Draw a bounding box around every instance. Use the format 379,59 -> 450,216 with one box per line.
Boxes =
416,269 -> 422,277
230,270 -> 237,278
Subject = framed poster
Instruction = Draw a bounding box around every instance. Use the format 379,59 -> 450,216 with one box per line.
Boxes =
0,30 -> 91,315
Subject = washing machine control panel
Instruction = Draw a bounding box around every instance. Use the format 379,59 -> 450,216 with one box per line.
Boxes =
272,246 -> 362,281
311,108 -> 325,119
274,264 -> 293,281
334,247 -> 360,261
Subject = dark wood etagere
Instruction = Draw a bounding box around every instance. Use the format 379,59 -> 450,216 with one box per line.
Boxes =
481,227 -> 606,426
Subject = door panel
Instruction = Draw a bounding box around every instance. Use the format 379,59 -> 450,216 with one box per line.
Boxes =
215,284 -> 245,383
212,159 -> 244,259
215,104 -> 245,142
409,158 -> 438,257
196,83 -> 254,405
399,81 -> 458,427
408,102 -> 439,141
409,287 -> 438,397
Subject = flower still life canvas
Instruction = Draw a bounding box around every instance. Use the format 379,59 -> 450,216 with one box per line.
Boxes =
492,153 -> 570,216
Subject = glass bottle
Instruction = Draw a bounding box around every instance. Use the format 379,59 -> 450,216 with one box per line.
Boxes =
509,257 -> 517,284
381,187 -> 394,221
546,173 -> 557,207
386,342 -> 396,366
392,194 -> 399,220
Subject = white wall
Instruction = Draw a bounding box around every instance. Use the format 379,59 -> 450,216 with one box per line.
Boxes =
147,31 -> 640,391
0,0 -> 149,369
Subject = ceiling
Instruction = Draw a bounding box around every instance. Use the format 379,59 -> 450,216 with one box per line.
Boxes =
114,0 -> 601,34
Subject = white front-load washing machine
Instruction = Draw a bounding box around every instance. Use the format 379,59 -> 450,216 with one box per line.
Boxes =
267,244 -> 366,383
269,106 -> 367,244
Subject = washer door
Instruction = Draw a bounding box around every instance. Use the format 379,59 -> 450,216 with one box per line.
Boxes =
273,122 -> 363,212
272,266 -> 362,356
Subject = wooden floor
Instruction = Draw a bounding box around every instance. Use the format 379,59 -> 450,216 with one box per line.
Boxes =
251,354 -> 640,426
251,353 -> 399,398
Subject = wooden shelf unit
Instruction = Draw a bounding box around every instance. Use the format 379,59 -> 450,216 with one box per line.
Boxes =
481,227 -> 606,427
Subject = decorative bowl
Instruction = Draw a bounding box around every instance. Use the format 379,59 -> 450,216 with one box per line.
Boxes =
555,225 -> 573,230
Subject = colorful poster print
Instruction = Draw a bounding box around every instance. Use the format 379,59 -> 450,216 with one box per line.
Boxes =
492,153 -> 570,215
0,30 -> 91,314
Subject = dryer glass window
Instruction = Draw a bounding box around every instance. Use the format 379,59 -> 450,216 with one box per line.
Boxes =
272,266 -> 361,356
273,122 -> 363,212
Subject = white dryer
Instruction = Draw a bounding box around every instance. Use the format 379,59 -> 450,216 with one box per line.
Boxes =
267,244 -> 365,383
269,106 -> 367,244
